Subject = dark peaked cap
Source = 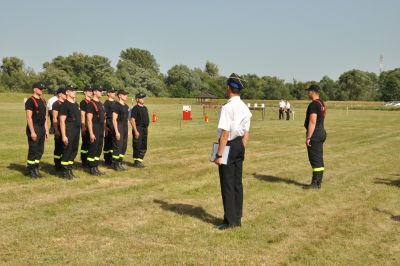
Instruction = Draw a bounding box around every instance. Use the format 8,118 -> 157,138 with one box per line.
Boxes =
227,73 -> 245,89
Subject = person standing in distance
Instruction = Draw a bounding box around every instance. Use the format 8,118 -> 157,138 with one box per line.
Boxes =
285,100 -> 291,120
130,92 -> 149,168
112,89 -> 130,171
25,82 -> 49,178
303,85 -> 327,189
52,87 -> 67,172
80,85 -> 93,167
86,86 -> 106,176
59,85 -> 81,180
214,73 -> 252,230
279,99 -> 285,120
103,87 -> 116,166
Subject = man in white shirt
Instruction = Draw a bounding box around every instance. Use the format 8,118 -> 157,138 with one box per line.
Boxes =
214,73 -> 252,230
279,99 -> 285,120
47,91 -> 58,134
285,100 -> 291,120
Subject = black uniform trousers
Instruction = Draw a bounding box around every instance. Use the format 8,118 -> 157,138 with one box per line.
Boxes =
26,124 -> 45,168
279,108 -> 284,120
103,120 -> 114,164
218,137 -> 245,226
87,124 -> 104,168
307,129 -> 326,180
132,126 -> 148,162
53,127 -> 63,168
61,124 -> 80,169
112,123 -> 128,162
286,109 -> 290,120
81,130 -> 90,165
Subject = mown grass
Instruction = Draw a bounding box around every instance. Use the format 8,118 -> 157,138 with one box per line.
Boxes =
0,93 -> 399,265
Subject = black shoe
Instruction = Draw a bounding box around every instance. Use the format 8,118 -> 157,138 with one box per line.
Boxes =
89,167 -> 99,176
34,167 -> 43,178
217,223 -> 240,230
119,162 -> 127,171
302,183 -> 320,189
55,165 -> 62,172
69,169 -> 79,179
113,162 -> 122,171
133,161 -> 145,168
61,169 -> 73,180
27,167 -> 37,178
95,166 -> 105,175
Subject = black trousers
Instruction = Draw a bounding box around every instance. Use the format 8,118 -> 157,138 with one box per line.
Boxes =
26,124 -> 45,167
61,124 -> 80,168
48,110 -> 54,133
112,123 -> 128,162
103,120 -> 114,164
87,124 -> 104,167
81,130 -> 90,164
279,109 -> 284,120
286,109 -> 290,120
218,137 -> 245,226
54,127 -> 63,168
307,129 -> 326,171
132,126 -> 148,162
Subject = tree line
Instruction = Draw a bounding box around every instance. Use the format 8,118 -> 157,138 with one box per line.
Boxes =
1,48 -> 399,101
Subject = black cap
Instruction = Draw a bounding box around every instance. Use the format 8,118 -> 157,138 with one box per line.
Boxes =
32,82 -> 45,90
306,84 -> 321,92
106,86 -> 116,93
117,89 -> 129,95
65,85 -> 77,92
227,73 -> 245,90
93,86 -> 104,92
84,85 -> 93,92
135,92 -> 146,99
56,87 -> 66,94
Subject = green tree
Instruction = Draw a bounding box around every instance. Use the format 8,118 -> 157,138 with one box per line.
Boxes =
120,48 -> 159,73
204,61 -> 219,77
166,65 -> 203,98
318,75 -> 338,100
338,69 -> 379,101
0,57 -> 37,91
379,68 -> 400,101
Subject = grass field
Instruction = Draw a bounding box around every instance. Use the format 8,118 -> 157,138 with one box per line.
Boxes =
0,93 -> 399,265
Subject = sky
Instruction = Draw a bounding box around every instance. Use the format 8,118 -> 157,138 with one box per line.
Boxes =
0,0 -> 399,81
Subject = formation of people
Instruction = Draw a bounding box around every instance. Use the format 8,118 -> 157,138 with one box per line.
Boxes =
25,76 -> 326,230
278,99 -> 291,120
25,84 -> 150,180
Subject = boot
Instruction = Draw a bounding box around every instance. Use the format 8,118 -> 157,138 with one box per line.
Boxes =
81,154 -> 88,168
303,173 -> 320,189
27,165 -> 37,178
315,171 -> 323,188
95,166 -> 105,175
104,154 -> 112,166
54,159 -> 62,172
113,161 -> 122,171
89,167 -> 99,176
62,167 -> 73,180
133,160 -> 145,168
119,161 -> 127,171
34,164 -> 43,178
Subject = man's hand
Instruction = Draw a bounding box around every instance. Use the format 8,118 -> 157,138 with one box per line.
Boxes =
31,132 -> 37,141
306,138 -> 311,147
116,132 -> 120,141
90,133 -> 96,143
62,136 -> 68,145
214,157 -> 222,166
134,130 -> 140,140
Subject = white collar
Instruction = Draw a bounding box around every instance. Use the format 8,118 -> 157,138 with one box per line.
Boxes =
228,95 -> 241,103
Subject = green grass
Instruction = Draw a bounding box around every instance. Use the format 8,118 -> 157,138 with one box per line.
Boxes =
0,93 -> 399,265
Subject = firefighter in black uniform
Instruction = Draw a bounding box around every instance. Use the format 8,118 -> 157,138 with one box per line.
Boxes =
59,86 -> 81,180
52,87 -> 67,171
80,85 -> 93,167
214,73 -> 252,230
25,82 -> 49,178
112,89 -> 130,171
130,92 -> 149,168
86,86 -> 106,175
303,85 -> 327,189
103,87 -> 116,165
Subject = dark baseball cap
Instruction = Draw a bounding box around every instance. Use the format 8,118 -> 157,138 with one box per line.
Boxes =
227,73 -> 245,90
93,86 -> 104,92
56,87 -> 66,94
84,85 -> 93,92
306,85 -> 321,92
106,87 -> 116,93
32,82 -> 45,90
135,92 -> 146,99
117,89 -> 129,95
65,85 -> 77,92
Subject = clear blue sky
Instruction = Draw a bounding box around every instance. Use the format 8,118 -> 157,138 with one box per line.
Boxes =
0,0 -> 399,81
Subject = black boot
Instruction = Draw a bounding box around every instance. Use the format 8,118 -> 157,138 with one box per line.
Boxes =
119,160 -> 127,171
316,171 -> 323,188
62,167 -> 73,180
34,164 -> 43,178
27,165 -> 37,178
104,153 -> 112,166
89,167 -> 99,176
113,161 -> 122,171
81,154 -> 88,168
95,166 -> 105,175
303,173 -> 320,189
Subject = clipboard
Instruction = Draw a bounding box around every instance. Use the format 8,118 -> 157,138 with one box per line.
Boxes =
210,143 -> 230,165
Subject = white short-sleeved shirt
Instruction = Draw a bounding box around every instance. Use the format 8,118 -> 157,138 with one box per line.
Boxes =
279,100 -> 286,108
216,96 -> 252,141
47,96 -> 58,111
285,102 -> 291,109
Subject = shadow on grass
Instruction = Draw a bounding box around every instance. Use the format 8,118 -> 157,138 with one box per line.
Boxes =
373,208 -> 400,222
374,178 -> 400,188
153,199 -> 223,226
7,162 -> 59,177
252,173 -> 307,187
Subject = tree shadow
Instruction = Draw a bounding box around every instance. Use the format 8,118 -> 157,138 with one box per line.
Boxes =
252,173 -> 307,187
374,178 -> 400,188
153,199 -> 222,226
373,208 -> 400,222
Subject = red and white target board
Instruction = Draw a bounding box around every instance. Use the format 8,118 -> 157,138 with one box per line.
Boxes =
182,105 -> 192,120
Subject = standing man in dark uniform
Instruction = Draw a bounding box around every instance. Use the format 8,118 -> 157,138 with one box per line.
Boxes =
103,87 -> 116,165
303,85 -> 327,189
52,87 -> 67,172
112,89 -> 130,171
86,86 -> 106,175
214,73 -> 252,230
130,92 -> 149,168
80,85 -> 93,167
25,82 -> 49,178
59,86 -> 81,180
